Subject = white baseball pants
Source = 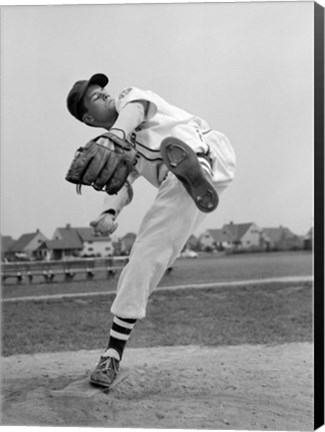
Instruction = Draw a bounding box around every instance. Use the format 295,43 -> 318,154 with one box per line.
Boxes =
110,130 -> 236,319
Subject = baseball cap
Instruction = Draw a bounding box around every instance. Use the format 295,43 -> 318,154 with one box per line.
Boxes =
66,73 -> 109,121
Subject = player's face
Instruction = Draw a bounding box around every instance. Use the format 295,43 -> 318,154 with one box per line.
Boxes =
82,85 -> 117,126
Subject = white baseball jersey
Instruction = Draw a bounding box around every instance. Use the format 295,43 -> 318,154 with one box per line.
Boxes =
98,87 -> 237,318
103,87 -> 236,213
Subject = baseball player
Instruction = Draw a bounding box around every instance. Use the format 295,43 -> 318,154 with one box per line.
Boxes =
66,73 -> 236,389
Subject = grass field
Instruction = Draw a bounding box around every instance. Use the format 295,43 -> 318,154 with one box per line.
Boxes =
1,252 -> 314,431
2,250 -> 312,299
2,282 -> 312,357
2,251 -> 313,357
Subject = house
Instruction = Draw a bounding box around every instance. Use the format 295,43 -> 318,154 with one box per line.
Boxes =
45,224 -> 114,260
199,229 -> 229,251
76,227 -> 114,257
262,226 -> 304,251
36,238 -> 83,261
222,222 -> 263,251
50,225 -> 84,260
1,235 -> 15,261
200,222 -> 263,252
7,230 -> 48,261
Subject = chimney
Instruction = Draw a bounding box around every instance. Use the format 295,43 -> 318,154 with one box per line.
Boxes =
66,223 -> 71,229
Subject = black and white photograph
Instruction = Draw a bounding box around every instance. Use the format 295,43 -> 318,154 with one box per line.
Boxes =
1,0 -> 323,430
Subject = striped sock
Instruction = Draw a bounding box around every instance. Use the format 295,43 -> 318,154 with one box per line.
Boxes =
103,316 -> 137,361
197,155 -> 212,177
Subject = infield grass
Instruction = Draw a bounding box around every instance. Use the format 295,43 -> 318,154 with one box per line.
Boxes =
2,281 -> 312,356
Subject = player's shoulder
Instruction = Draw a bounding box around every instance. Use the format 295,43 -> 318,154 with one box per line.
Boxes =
117,87 -> 135,101
116,87 -> 161,116
117,86 -> 155,102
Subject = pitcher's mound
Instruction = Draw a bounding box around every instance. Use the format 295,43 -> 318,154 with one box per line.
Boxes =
1,343 -> 313,430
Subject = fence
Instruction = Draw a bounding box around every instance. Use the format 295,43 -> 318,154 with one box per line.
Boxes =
1,257 -> 129,284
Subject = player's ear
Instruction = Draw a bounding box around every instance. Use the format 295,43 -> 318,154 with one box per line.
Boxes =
82,113 -> 94,125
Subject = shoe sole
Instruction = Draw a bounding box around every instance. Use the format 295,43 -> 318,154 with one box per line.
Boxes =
160,137 -> 219,213
89,376 -> 112,389
89,369 -> 116,389
90,372 -> 129,391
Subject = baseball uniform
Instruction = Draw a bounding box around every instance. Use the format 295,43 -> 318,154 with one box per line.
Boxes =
102,87 -> 236,319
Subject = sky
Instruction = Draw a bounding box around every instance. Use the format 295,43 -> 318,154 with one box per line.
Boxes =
0,1 -> 315,241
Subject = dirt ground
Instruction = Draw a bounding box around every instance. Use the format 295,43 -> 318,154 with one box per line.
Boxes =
1,342 -> 313,430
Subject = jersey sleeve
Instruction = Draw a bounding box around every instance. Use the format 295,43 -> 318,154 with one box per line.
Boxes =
115,87 -> 158,121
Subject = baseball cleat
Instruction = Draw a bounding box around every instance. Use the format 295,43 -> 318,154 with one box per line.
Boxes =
160,137 -> 219,213
89,356 -> 119,389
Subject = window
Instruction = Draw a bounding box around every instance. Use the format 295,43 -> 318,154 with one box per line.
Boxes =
88,247 -> 94,252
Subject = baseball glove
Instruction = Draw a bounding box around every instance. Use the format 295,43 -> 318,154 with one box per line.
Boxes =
65,132 -> 137,195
